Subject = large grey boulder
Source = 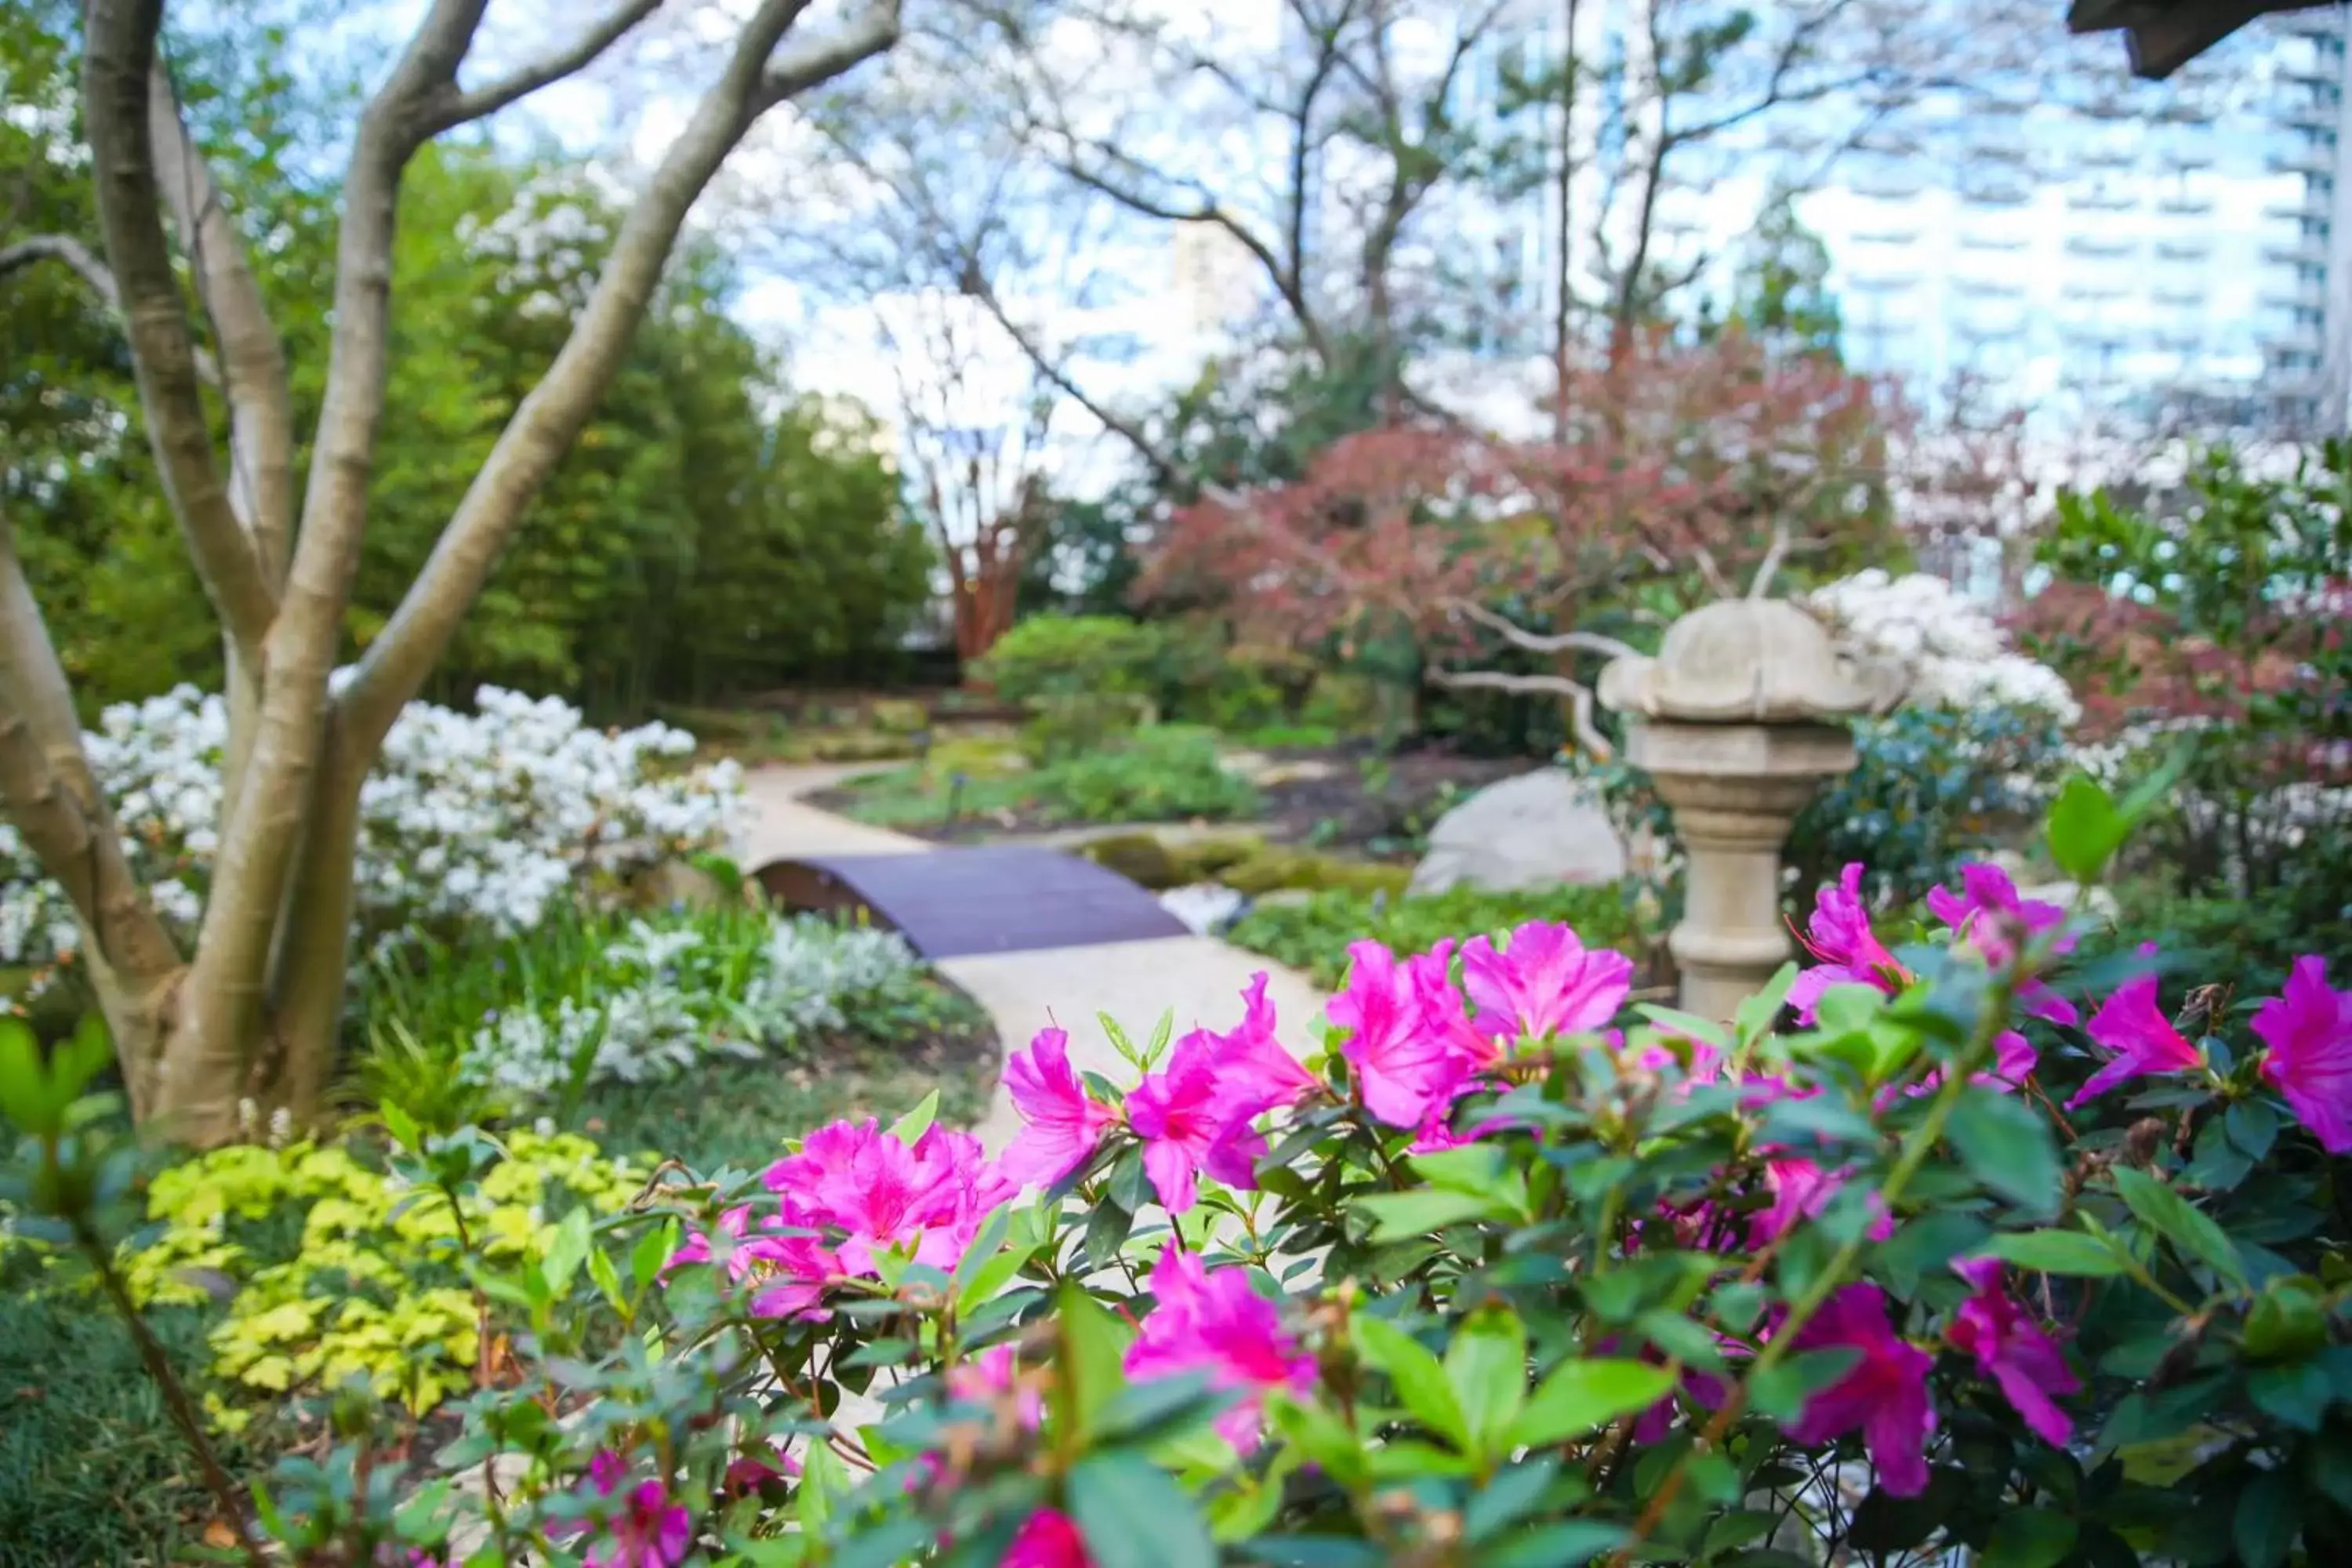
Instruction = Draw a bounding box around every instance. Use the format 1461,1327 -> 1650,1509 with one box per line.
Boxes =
1408,770 -> 1626,895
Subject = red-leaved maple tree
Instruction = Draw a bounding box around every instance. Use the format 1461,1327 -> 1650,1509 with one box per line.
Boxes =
1141,328 -> 1901,753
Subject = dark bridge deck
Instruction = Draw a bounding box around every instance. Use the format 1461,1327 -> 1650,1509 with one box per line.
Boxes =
752,845 -> 1190,960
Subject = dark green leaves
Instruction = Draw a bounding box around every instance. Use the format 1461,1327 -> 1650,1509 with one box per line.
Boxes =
1947,1087 -> 2061,1219
1508,1358 -> 1674,1447
1986,1229 -> 2129,1277
1069,1453 -> 1214,1568
2113,1167 -> 2247,1290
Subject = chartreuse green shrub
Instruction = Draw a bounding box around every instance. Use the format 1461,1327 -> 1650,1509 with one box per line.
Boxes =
13,768 -> 2352,1566
25,1122 -> 641,1430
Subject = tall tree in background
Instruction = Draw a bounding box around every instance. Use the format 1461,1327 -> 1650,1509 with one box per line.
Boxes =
0,0 -> 902,1141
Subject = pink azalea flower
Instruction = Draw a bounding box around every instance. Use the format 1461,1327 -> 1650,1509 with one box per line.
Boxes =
570,1454 -> 692,1568
1927,862 -> 2078,1027
1786,864 -> 1910,1022
1948,1258 -> 2078,1446
1330,940 -> 1481,1129
1001,1028 -> 1119,1188
763,1120 -> 1015,1275
1124,1243 -> 1316,1450
2067,972 -> 2205,1109
949,1344 -> 1044,1430
1004,1507 -> 1094,1568
2253,956 -> 2352,1154
668,1202 -> 843,1319
1622,1029 -> 1726,1087
1461,920 -> 1635,1044
720,1440 -> 800,1497
1127,1036 -> 1265,1214
1748,1157 -> 1893,1249
1784,1283 -> 1936,1497
1207,971 -> 1320,1116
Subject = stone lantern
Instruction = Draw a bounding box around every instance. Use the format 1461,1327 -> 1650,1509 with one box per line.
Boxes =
1599,599 -> 1905,1022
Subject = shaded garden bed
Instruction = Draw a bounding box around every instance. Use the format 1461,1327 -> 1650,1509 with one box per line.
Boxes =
812,737 -> 1519,860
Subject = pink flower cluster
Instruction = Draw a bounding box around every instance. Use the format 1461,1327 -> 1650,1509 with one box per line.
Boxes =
1784,1263 -> 2078,1496
1791,858 -> 2351,1155
554,1453 -> 691,1568
1336,923 -> 1633,1145
670,1118 -> 1014,1317
1124,1243 -> 1316,1450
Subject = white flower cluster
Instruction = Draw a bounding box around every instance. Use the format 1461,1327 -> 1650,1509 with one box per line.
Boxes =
458,916 -> 926,1101
0,684 -> 742,979
1802,570 -> 2081,725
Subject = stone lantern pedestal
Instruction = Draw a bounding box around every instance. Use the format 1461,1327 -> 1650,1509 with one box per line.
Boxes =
1599,601 -> 1904,1022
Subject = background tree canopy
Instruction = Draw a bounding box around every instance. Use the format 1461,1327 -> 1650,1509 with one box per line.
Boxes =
2,6 -> 931,720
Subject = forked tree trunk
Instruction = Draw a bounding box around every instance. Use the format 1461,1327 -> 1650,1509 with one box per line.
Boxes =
0,0 -> 905,1145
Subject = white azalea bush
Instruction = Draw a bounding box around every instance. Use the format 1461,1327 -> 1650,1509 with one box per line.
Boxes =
1802,568 -> 2079,724
0,684 -> 742,998
1791,571 -> 2079,905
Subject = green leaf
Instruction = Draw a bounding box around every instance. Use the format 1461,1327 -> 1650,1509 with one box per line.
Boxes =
2247,1361 -> 2335,1432
1069,1453 -> 1214,1568
0,1017 -> 51,1132
1082,1198 -> 1134,1270
796,1439 -> 845,1538
630,1217 -> 678,1290
1734,964 -> 1799,1049
541,1207 -> 592,1296
1982,1508 -> 2076,1568
1356,1318 -> 1469,1450
889,1090 -> 940,1146
1461,1455 -> 1560,1544
1107,1148 -> 1153,1214
1356,1188 -> 1505,1241
586,1246 -> 627,1313
1265,1395 -> 1368,1488
949,1207 -> 1011,1300
1056,1284 -> 1136,1441
2233,1472 -> 2300,1568
2045,773 -> 2125,884
1947,1087 -> 2062,1219
2113,1167 -> 2247,1290
1098,1012 -> 1144,1069
2226,1100 -> 2279,1161
1507,1358 -> 1673,1447
1987,1229 -> 2129,1277
956,1240 -> 1036,1311
1445,1306 -> 1528,1458
1635,1006 -> 1731,1052
1472,1522 -> 1624,1567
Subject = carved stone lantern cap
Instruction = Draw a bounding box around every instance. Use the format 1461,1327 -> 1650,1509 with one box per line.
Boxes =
1597,598 -> 1906,724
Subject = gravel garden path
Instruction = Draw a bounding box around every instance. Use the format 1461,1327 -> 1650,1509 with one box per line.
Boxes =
736,765 -> 1327,1152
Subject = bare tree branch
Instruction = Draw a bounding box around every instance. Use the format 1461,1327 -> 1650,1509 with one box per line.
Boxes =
1748,521 -> 1792,599
759,0 -> 899,105
0,232 -> 119,303
342,0 -> 899,753
1429,667 -> 1614,759
0,230 -> 226,387
147,63 -> 296,583
81,0 -> 277,661
1449,598 -> 1640,660
430,0 -> 668,131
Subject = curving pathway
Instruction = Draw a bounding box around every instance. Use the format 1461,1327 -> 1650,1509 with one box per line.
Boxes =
735,766 -> 1327,1153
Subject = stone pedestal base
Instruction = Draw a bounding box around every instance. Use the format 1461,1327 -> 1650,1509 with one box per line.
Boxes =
1625,720 -> 1858,1022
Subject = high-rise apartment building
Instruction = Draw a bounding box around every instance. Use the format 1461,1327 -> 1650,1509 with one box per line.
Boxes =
1451,2 -> 2352,436
1796,9 -> 2352,434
